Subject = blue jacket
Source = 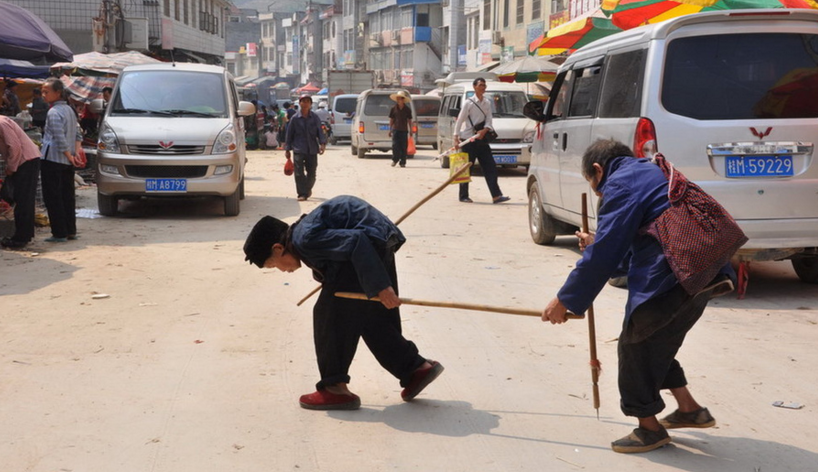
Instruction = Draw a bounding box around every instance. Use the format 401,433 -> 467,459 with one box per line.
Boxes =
558,156 -> 680,320
285,109 -> 326,155
291,195 -> 406,297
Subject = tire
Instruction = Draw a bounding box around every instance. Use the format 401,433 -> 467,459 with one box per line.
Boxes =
351,144 -> 357,155
224,188 -> 240,216
97,191 -> 118,217
432,142 -> 438,150
357,146 -> 366,159
792,257 -> 818,284
330,136 -> 337,145
528,185 -> 556,245
440,154 -> 450,168
239,176 -> 245,200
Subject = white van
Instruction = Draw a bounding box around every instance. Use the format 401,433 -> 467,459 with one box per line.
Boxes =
92,63 -> 254,216
524,9 -> 818,286
351,89 -> 416,159
330,93 -> 358,144
437,81 -> 534,168
411,94 -> 441,148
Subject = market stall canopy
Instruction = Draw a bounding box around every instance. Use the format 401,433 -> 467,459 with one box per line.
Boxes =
296,83 -> 321,93
52,51 -> 161,76
0,0 -> 73,63
493,55 -> 564,83
0,58 -> 50,78
530,9 -> 622,56
60,75 -> 116,103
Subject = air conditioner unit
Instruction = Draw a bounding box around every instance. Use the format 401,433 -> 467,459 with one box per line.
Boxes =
491,31 -> 502,44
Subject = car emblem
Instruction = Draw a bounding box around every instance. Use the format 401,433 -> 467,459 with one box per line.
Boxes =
749,127 -> 772,139
159,141 -> 174,149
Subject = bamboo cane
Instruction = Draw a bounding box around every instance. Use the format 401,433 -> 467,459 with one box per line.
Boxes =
581,192 -> 602,420
335,292 -> 585,320
295,161 -> 473,307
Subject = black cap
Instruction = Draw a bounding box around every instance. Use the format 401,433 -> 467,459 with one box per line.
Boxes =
244,216 -> 290,268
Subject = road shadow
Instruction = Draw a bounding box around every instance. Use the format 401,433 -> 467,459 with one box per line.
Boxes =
0,249 -> 78,296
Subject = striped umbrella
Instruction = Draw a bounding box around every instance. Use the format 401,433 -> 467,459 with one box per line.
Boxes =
529,10 -> 623,56
493,55 -> 564,83
609,0 -> 818,30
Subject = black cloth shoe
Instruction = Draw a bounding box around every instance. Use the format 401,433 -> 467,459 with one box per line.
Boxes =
611,426 -> 671,453
1,237 -> 27,249
659,407 -> 716,429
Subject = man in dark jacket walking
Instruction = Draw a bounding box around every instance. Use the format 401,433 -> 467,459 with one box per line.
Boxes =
244,195 -> 444,410
285,95 -> 326,201
542,139 -> 735,453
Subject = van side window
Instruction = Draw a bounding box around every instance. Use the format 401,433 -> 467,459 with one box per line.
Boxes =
548,70 -> 574,121
568,66 -> 602,118
598,50 -> 646,118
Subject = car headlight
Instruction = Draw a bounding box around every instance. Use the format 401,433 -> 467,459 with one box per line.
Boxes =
98,124 -> 120,153
523,130 -> 535,143
213,124 -> 237,154
100,164 -> 120,175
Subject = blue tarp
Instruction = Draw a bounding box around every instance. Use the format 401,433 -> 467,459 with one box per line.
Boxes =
0,58 -> 50,78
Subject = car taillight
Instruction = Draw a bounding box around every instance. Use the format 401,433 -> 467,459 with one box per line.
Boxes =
633,117 -> 658,158
359,122 -> 365,133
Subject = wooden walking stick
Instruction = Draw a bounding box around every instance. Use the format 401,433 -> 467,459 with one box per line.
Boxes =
295,161 -> 473,307
581,192 -> 602,420
335,292 -> 585,320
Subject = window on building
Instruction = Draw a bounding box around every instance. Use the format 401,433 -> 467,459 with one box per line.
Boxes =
417,13 -> 429,27
184,0 -> 189,24
503,0 -> 509,28
174,0 -> 180,21
516,0 -> 523,25
164,0 -> 170,17
483,0 -> 490,30
532,0 -> 541,20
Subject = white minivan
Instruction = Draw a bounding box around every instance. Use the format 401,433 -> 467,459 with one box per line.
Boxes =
437,81 -> 534,168
92,63 -> 255,216
524,9 -> 818,287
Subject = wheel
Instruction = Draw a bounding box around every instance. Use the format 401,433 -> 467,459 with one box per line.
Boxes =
97,191 -> 118,217
330,136 -> 338,145
224,188 -> 240,216
792,257 -> 818,284
440,154 -> 450,168
239,176 -> 245,200
357,146 -> 366,159
528,185 -> 557,245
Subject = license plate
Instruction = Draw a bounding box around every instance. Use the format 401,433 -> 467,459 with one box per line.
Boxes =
146,178 -> 188,192
420,122 -> 435,128
378,124 -> 390,131
494,155 -> 518,164
725,155 -> 793,177
344,118 -> 352,123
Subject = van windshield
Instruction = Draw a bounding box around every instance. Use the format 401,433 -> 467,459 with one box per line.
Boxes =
111,70 -> 228,117
465,91 -> 528,118
663,33 -> 818,120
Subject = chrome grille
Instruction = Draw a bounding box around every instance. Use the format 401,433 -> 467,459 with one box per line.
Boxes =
127,145 -> 206,155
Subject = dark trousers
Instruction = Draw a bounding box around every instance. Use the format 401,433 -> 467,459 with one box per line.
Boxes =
459,140 -> 502,200
618,284 -> 709,418
312,250 -> 425,390
391,130 -> 408,166
293,152 -> 317,199
40,159 -> 76,238
9,158 -> 41,243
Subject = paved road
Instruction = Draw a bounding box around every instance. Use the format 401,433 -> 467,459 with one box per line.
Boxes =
1,143 -> 816,471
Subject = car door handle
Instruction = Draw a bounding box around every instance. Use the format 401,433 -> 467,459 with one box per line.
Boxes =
561,133 -> 568,152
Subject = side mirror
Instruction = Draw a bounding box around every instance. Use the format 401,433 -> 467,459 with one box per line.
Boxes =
523,100 -> 547,122
238,101 -> 256,117
90,98 -> 106,115
447,108 -> 460,118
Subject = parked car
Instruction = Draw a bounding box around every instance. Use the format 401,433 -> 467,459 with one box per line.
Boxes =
351,89 -> 416,159
330,93 -> 358,144
523,8 -> 818,285
437,81 -> 534,168
91,63 -> 255,216
411,94 -> 441,148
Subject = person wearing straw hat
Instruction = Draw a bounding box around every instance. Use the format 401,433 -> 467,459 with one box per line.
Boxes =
388,90 -> 413,168
243,195 -> 444,410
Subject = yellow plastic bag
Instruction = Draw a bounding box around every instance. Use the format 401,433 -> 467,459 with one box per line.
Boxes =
449,152 -> 471,184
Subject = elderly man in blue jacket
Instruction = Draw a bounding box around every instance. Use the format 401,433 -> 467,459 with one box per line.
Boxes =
542,139 -> 735,454
244,195 -> 443,410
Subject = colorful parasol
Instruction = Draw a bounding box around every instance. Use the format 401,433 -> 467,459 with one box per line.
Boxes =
493,55 -> 564,83
609,0 -> 818,30
529,10 -> 623,56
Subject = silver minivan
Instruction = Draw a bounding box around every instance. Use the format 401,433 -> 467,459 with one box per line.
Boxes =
330,93 -> 357,144
92,63 -> 254,216
411,94 -> 441,148
351,89 -> 416,159
524,9 -> 818,287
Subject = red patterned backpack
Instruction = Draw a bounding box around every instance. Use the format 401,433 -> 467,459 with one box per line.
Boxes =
645,154 -> 748,294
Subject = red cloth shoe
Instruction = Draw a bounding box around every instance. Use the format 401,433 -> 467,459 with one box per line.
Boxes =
299,390 -> 361,411
401,360 -> 444,401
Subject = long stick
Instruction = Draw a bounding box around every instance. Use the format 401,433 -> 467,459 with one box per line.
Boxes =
295,162 -> 473,307
335,292 -> 585,320
581,193 -> 601,419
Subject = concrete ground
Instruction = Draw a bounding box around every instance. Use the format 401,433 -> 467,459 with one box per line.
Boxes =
1,143 -> 816,471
